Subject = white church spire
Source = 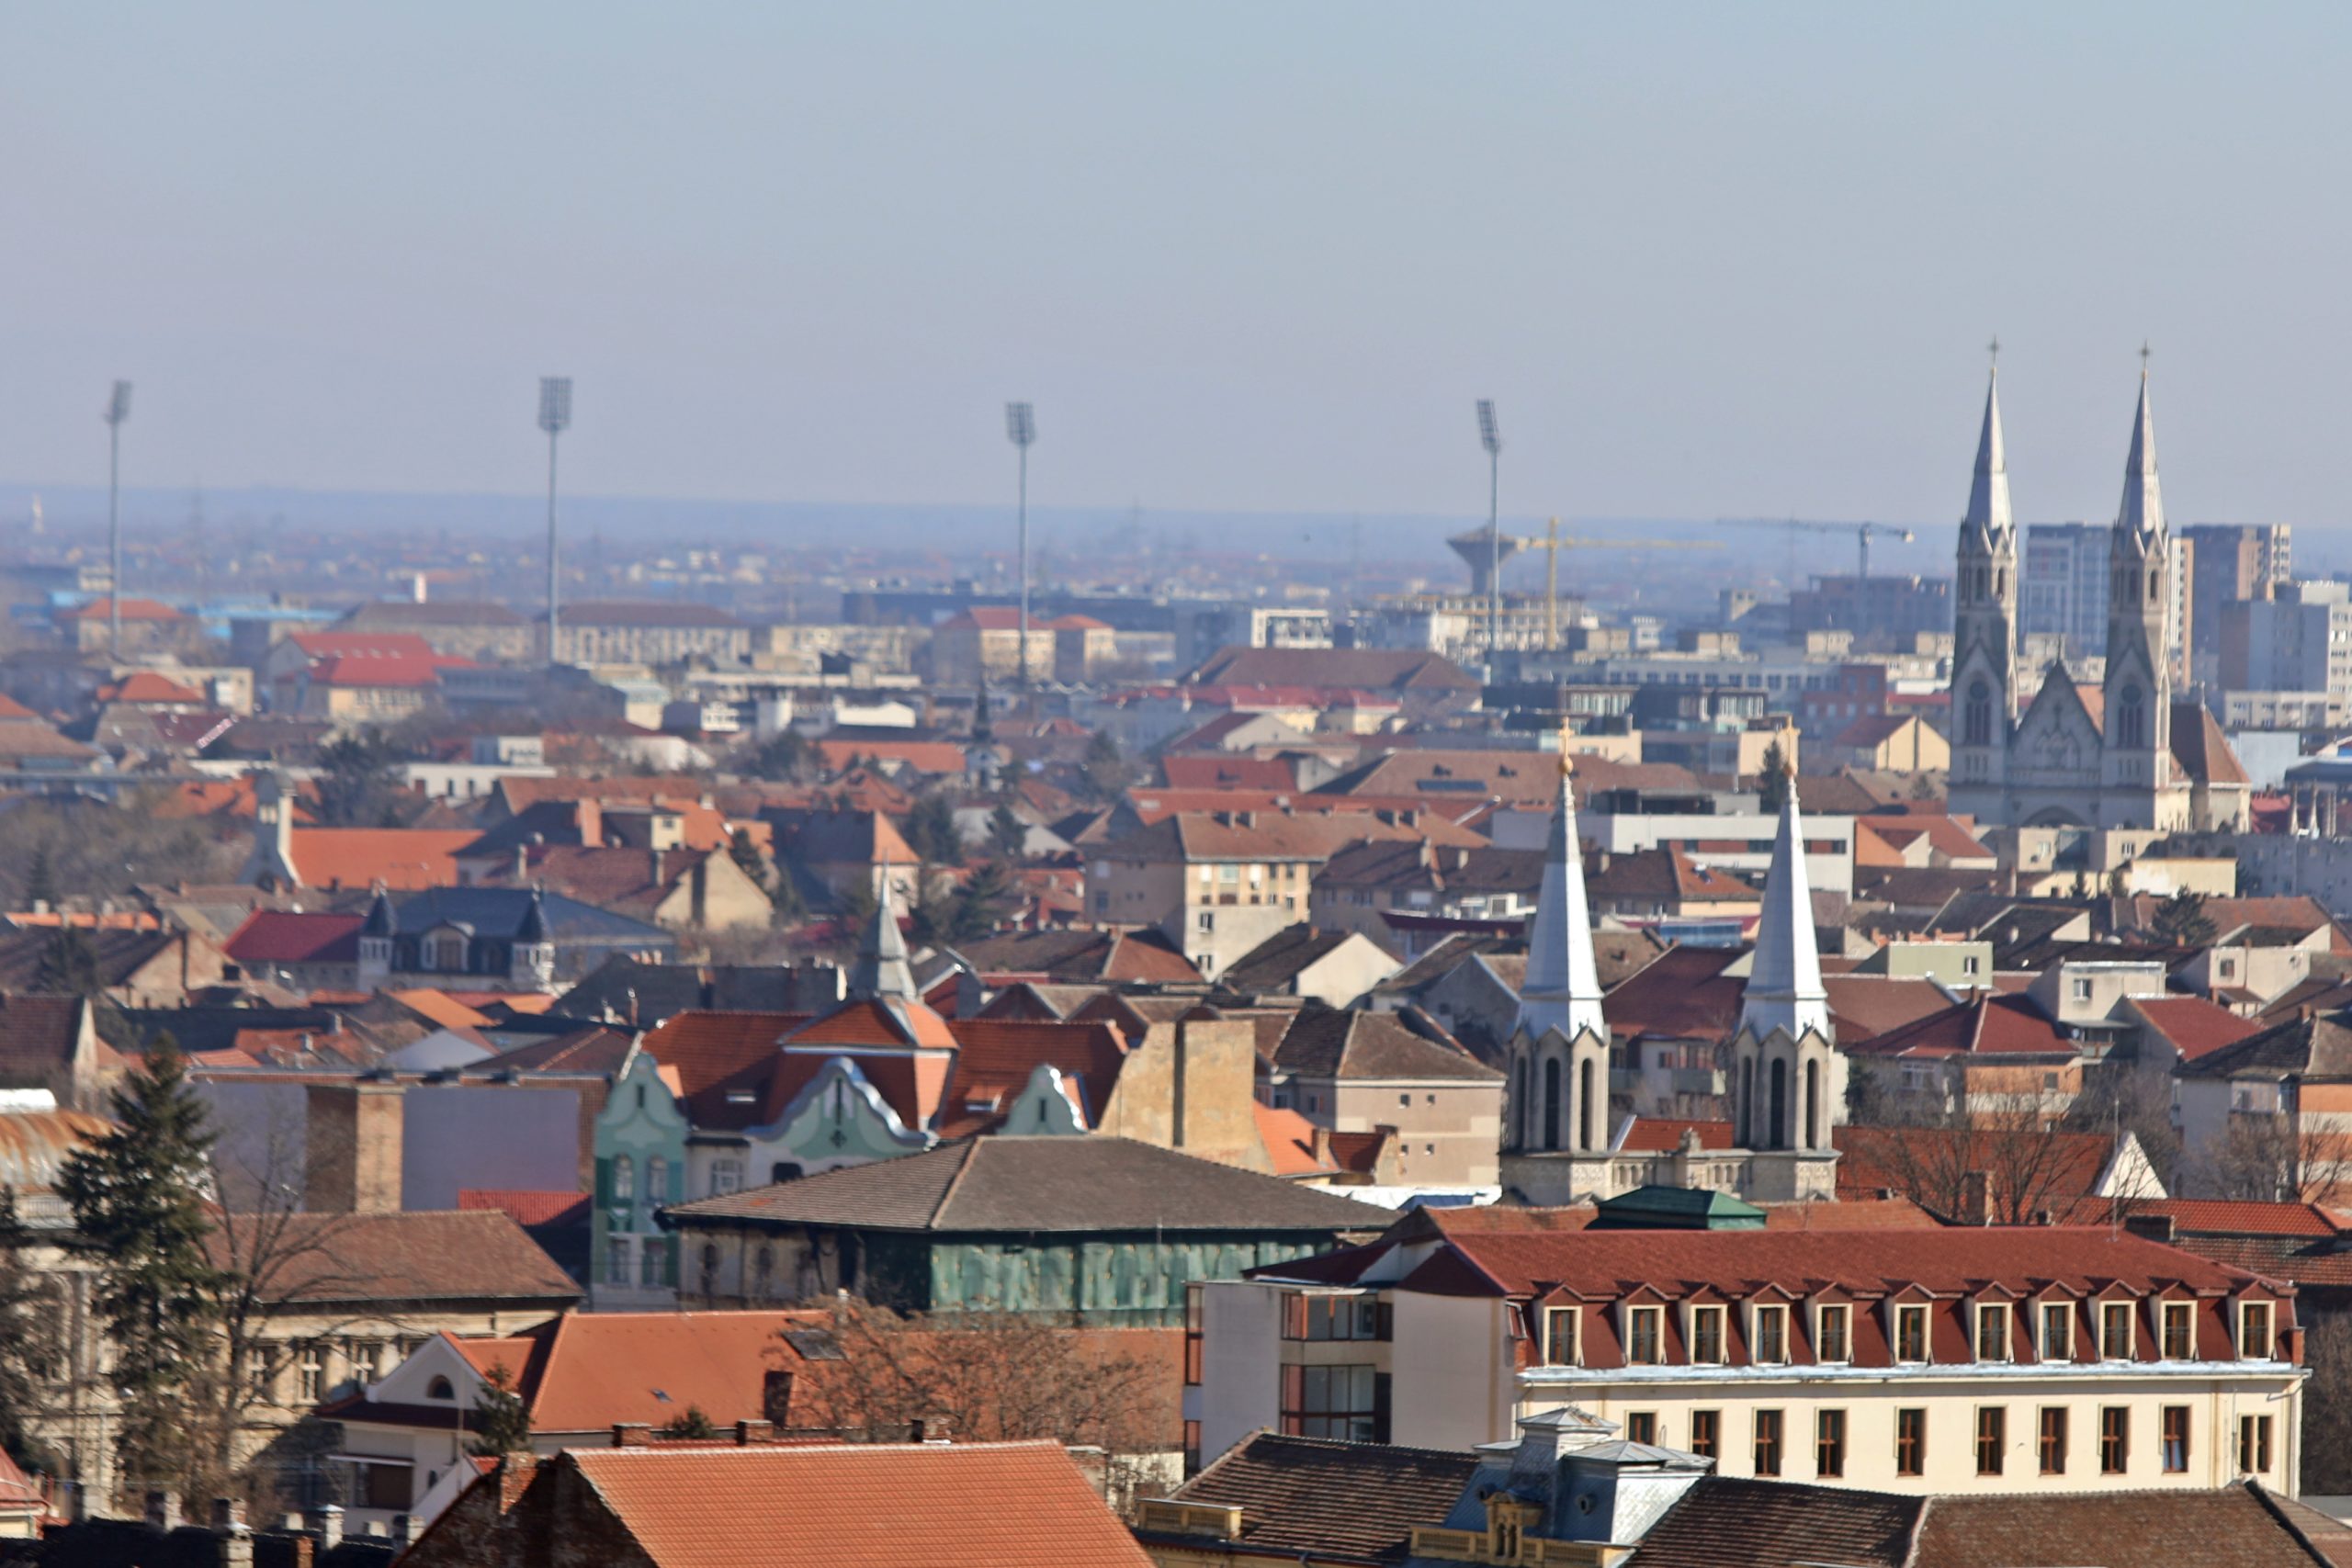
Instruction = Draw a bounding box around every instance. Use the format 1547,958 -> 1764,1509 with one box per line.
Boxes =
1515,759 -> 1607,1042
1962,346 -> 2011,539
2118,349 -> 2165,543
1739,772 -> 1830,1042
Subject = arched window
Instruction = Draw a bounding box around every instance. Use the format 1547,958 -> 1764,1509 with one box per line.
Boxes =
1806,1060 -> 1824,1150
700,1244 -> 720,1297
2117,685 -> 2145,748
1542,1058 -> 1562,1151
1994,568 -> 2006,597
1768,1059 -> 1789,1151
1738,1058 -> 1755,1146
2149,569 -> 2161,599
1964,680 -> 1992,747
1511,1058 -> 1528,1150
753,1245 -> 775,1298
647,1156 -> 668,1203
426,1376 -> 455,1401
1577,1058 -> 1598,1152
611,1155 -> 634,1201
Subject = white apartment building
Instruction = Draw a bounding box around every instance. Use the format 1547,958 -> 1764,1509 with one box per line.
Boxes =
1190,1224 -> 2305,1497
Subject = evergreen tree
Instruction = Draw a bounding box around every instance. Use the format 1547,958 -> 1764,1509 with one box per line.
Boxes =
311,728 -> 418,828
1758,740 -> 1791,812
728,827 -> 772,893
988,803 -> 1027,860
901,795 -> 963,866
2154,888 -> 2218,947
658,1404 -> 718,1439
23,850 -> 55,909
467,1361 -> 533,1456
0,1187 -> 58,1471
58,1038 -> 229,1495
32,927 -> 102,997
1080,730 -> 1133,802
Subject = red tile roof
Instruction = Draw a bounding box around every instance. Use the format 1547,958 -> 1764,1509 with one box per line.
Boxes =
2130,996 -> 2264,1062
62,597 -> 183,621
1844,991 -> 2078,1058
223,910 -> 364,965
2130,1200 -> 2344,1238
813,739 -> 968,775
288,828 -> 477,890
550,1440 -> 1154,1568
100,671 -> 207,705
639,1010 -> 803,1098
1159,756 -> 1300,791
458,1189 -> 591,1228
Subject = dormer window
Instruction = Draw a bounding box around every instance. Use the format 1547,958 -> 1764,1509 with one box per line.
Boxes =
426,1376 -> 455,1401
2100,1302 -> 2135,1359
1752,1304 -> 1788,1365
2161,1301 -> 2195,1359
2240,1301 -> 2274,1360
2041,1303 -> 2075,1360
1626,1305 -> 1664,1365
1542,1307 -> 1579,1367
1816,1303 -> 1850,1363
1689,1305 -> 1725,1365
1894,1304 -> 1928,1363
1976,1303 -> 2009,1361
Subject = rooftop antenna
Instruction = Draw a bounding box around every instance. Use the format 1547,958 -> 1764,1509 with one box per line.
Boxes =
103,380 -> 131,659
538,376 -> 573,667
1005,400 -> 1036,703
1476,400 -> 1502,671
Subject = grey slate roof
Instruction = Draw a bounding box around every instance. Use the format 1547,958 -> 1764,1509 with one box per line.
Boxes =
388,886 -> 664,943
1273,1008 -> 1501,1083
665,1135 -> 1397,1235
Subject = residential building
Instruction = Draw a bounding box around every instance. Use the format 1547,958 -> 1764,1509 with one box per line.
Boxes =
2183,522 -> 2293,685
353,885 -> 677,992
661,1134 -> 1393,1324
1194,1224 -> 2305,1496
1310,840 -> 1545,948
548,600 -> 752,665
335,598 -> 537,663
2021,522 -> 2111,657
2221,581 -> 2352,709
57,596 -> 198,656
1262,1008 -> 1503,1193
1217,926 -> 1401,1005
2175,1012 -> 2352,1202
470,843 -> 772,933
401,1440 -> 1155,1568
931,607 -> 1118,683
1174,604 -> 1335,671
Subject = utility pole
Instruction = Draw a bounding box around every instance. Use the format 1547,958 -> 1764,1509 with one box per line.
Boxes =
1476,400 -> 1502,670
103,381 -> 131,660
538,377 -> 572,666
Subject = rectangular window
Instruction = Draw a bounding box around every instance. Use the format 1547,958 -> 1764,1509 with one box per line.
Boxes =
2042,1303 -> 2074,1361
1183,1285 -> 1204,1387
1690,1306 -> 1725,1365
1279,1363 -> 1383,1442
1815,1409 -> 1847,1479
298,1348 -> 322,1403
2161,1405 -> 2189,1473
1975,1406 -> 2007,1476
1689,1410 -> 1719,1461
639,1237 -> 667,1288
1895,1304 -> 1928,1362
2162,1302 -> 2194,1359
1895,1408 -> 1927,1476
1627,1306 -> 1664,1365
1817,1304 -> 1850,1363
2241,1301 -> 2274,1359
1183,1419 -> 1203,1477
2099,1406 -> 2130,1474
1283,1294 -> 1387,1343
710,1157 -> 743,1196
2240,1415 -> 2275,1473
1753,1410 -> 1783,1477
1544,1307 -> 1579,1367
1626,1412 -> 1657,1446
1753,1305 -> 1787,1365
2040,1407 -> 2068,1475
2100,1303 -> 2133,1359
605,1235 -> 634,1286
1978,1303 -> 2009,1361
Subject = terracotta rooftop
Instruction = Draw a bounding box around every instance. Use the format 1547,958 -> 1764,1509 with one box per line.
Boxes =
285,828 -> 477,890
1153,1433 -> 1481,1564
204,1210 -> 580,1305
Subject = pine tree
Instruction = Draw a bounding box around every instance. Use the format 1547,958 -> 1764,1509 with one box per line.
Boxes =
728,827 -> 772,893
58,1038 -> 229,1495
0,1187 -> 58,1471
658,1404 -> 718,1439
1758,740 -> 1791,812
32,927 -> 102,997
988,804 -> 1027,860
23,850 -> 55,909
467,1362 -> 532,1456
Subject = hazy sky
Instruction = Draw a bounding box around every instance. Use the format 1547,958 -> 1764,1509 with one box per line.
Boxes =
7,3 -> 2349,530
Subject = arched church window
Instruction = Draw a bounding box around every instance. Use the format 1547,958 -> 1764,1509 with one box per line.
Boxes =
2149,569 -> 2161,599
2117,685 -> 2145,748
1994,569 -> 2006,596
1964,681 -> 1992,747
1542,1059 -> 1561,1151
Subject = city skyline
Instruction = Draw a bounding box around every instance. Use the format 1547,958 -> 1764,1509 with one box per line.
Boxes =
10,4 -> 2352,529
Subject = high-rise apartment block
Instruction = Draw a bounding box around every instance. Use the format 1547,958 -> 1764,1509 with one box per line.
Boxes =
2182,523 -> 2292,684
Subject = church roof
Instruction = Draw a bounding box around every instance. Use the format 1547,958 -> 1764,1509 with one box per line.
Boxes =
2171,703 -> 2250,785
1962,364 -> 2012,541
2117,367 -> 2165,542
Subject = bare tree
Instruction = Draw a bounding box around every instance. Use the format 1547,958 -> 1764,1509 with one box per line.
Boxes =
2199,1115 -> 2352,1204
781,1299 -> 1172,1511
1847,1089 -> 2152,1225
2302,1314 -> 2352,1493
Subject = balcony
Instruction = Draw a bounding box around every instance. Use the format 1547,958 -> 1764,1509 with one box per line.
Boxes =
1672,1068 -> 1726,1095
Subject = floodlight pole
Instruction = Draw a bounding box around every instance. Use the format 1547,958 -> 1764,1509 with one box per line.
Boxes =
1006,402 -> 1036,703
539,378 -> 572,666
104,381 -> 131,660
1477,400 -> 1502,671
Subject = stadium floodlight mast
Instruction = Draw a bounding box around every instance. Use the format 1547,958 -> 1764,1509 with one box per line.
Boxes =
103,381 -> 132,660
1005,400 -> 1036,698
1476,398 -> 1502,668
538,377 -> 572,666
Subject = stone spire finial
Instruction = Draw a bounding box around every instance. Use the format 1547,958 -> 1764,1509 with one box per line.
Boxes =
1739,775 -> 1829,1041
2118,351 -> 2165,543
1514,763 -> 1606,1043
1962,355 -> 2012,540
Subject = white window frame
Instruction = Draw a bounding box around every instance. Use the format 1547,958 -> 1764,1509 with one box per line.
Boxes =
2099,1300 -> 2136,1360
2041,1301 -> 2074,1361
2239,1300 -> 2274,1361
1976,1303 -> 2010,1362
1815,1303 -> 1851,1364
1624,1304 -> 1665,1365
1893,1303 -> 1929,1364
1751,1303 -> 1789,1366
1688,1304 -> 1727,1366
1542,1306 -> 1579,1368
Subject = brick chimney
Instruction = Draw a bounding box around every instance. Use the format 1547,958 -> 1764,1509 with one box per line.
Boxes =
304,1082 -> 405,1213
1310,1126 -> 1333,1168
145,1492 -> 180,1532
734,1419 -> 774,1446
612,1423 -> 652,1448
309,1504 -> 342,1550
1958,1169 -> 1992,1227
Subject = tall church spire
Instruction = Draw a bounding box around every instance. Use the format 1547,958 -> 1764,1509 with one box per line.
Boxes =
2118,351 -> 2164,542
1514,760 -> 1606,1043
849,863 -> 918,1003
1963,353 -> 2012,540
1739,773 -> 1830,1042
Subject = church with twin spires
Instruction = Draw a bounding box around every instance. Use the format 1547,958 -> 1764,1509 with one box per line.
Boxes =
1944,361 -> 2249,832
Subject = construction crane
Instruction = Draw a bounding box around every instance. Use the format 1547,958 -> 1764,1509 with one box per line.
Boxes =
1716,518 -> 1917,584
1453,519 -> 1721,649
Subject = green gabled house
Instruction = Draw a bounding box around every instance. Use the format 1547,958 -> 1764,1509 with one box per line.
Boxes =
660,1134 -> 1396,1325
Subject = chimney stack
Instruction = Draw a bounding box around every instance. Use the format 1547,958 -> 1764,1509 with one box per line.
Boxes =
144,1492 -> 180,1532
734,1418 -> 774,1446
310,1504 -> 343,1550
612,1423 -> 652,1447
1959,1169 -> 1992,1227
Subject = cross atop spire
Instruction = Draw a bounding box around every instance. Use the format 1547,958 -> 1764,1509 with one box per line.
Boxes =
2118,355 -> 2164,541
1513,762 -> 1606,1043
1738,776 -> 1830,1043
1988,334 -> 1999,367
1962,356 -> 2012,539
